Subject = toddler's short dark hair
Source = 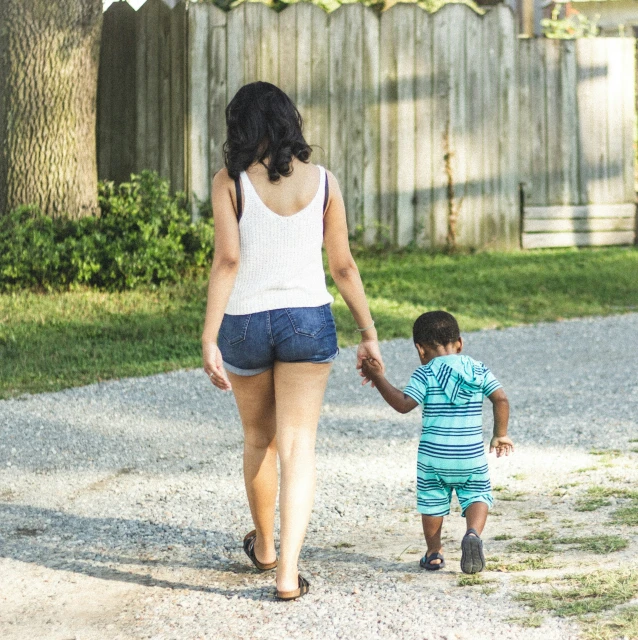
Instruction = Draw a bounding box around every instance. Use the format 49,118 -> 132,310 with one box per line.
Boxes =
413,310 -> 460,347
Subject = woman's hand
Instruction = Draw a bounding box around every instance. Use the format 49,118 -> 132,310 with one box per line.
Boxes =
356,340 -> 384,387
203,341 -> 232,391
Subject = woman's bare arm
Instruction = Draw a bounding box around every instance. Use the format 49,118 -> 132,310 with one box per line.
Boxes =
323,171 -> 384,380
202,169 -> 241,390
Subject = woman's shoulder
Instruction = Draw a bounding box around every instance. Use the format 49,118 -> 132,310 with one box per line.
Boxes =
212,167 -> 236,189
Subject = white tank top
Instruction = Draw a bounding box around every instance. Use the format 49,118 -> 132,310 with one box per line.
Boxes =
225,165 -> 334,315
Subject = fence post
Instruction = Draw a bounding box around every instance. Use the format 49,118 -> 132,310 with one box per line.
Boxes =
98,2 -> 137,184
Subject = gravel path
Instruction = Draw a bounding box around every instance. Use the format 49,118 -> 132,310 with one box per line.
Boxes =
1,314 -> 637,640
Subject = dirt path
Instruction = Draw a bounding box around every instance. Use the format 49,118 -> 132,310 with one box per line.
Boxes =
1,314 -> 637,640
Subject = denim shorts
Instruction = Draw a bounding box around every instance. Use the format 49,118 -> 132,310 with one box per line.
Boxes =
218,303 -> 339,376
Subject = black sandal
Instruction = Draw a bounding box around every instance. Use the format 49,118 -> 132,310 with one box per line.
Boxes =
420,551 -> 446,571
243,530 -> 277,572
460,528 -> 485,574
276,574 -> 310,601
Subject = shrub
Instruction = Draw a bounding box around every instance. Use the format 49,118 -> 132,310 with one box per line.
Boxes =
0,172 -> 214,292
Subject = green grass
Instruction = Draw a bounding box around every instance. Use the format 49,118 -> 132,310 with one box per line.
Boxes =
510,533 -> 628,555
589,449 -> 623,458
610,503 -> 638,526
521,511 -> 548,521
508,540 -> 555,554
505,614 -> 544,628
457,574 -> 493,587
575,486 -> 638,513
575,497 -> 612,512
582,605 -> 638,640
493,534 -> 514,541
525,529 -> 555,541
2,246 -> 638,398
515,569 -> 638,617
487,556 -> 556,572
555,535 -> 628,554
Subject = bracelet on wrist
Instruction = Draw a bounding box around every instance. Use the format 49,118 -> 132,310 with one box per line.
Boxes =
356,320 -> 375,332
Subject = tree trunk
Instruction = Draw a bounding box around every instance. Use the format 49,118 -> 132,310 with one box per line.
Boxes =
0,0 -> 103,218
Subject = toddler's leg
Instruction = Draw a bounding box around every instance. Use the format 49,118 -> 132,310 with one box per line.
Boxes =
422,515 -> 444,565
460,501 -> 489,574
465,501 -> 488,536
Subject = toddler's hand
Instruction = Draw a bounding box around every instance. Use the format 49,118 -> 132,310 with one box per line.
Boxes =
489,436 -> 514,458
361,357 -> 383,382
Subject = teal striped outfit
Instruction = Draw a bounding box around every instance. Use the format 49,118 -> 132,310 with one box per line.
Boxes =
403,354 -> 502,517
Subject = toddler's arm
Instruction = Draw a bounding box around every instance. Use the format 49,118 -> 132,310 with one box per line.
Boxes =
360,358 -> 418,414
487,388 -> 513,457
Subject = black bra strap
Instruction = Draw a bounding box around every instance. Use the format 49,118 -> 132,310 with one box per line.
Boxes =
323,171 -> 329,214
235,176 -> 243,221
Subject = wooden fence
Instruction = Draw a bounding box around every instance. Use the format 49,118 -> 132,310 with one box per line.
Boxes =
98,0 -> 636,249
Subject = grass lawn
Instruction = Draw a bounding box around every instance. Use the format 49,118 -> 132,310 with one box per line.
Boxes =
1,246 -> 637,399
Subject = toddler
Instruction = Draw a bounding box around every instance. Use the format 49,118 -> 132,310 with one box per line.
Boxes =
361,310 -> 513,574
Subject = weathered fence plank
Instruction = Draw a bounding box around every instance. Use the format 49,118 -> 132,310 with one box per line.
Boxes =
310,6 -> 330,168
464,9 -> 483,248
482,10 -> 500,246
524,204 -> 635,219
329,7 -> 349,225
431,7 -> 452,247
143,0 -> 161,173
208,6 -> 227,180
522,230 -> 634,249
524,217 -> 634,233
559,40 -> 579,206
496,6 -> 519,249
343,5 -> 364,232
379,8 -> 398,243
226,5 -> 245,100
414,9 -> 434,248
170,2 -> 185,192
159,1 -> 172,182
622,39 -> 636,204
395,5 -> 417,247
278,6 -> 297,100
188,3 -> 210,211
135,5 -> 147,172
362,8 -> 380,245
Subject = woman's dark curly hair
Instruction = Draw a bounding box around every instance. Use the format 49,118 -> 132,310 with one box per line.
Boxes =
224,82 -> 312,182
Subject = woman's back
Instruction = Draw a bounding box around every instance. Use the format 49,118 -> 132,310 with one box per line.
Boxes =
244,159 -> 321,217
225,159 -> 334,315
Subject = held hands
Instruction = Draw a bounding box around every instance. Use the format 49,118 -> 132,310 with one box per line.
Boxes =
202,341 -> 232,391
360,357 -> 384,384
356,340 -> 384,387
489,436 -> 514,458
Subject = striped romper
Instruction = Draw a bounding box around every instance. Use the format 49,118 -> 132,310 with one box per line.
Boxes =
403,354 -> 502,517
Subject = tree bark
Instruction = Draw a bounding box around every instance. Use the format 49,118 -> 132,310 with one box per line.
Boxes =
0,0 -> 103,218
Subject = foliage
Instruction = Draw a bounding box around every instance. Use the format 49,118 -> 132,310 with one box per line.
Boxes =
0,172 -> 214,292
541,6 -> 599,39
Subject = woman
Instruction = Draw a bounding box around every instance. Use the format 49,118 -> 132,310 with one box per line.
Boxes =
202,82 -> 383,600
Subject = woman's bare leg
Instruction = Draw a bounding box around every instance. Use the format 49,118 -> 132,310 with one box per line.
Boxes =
273,361 -> 332,592
228,369 -> 278,565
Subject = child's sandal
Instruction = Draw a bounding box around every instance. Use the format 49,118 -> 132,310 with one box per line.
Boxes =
460,528 -> 485,574
420,552 -> 446,571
